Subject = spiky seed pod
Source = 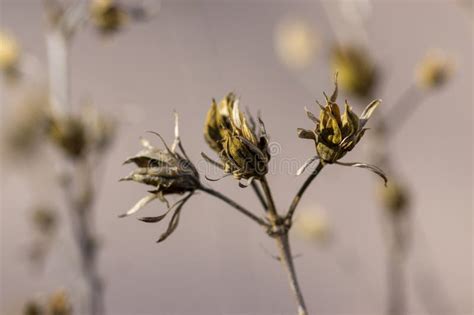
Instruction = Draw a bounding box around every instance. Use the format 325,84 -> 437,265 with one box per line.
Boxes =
330,45 -> 377,98
203,93 -> 270,186
297,75 -> 387,184
298,76 -> 380,164
120,114 -> 199,242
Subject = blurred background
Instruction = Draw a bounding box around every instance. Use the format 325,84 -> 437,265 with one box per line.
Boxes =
0,1 -> 472,315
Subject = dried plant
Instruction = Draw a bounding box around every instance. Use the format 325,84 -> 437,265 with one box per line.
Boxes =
120,76 -> 386,315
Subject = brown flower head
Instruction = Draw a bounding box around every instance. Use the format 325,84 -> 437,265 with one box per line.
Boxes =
203,93 -> 270,187
297,75 -> 387,184
120,113 -> 199,242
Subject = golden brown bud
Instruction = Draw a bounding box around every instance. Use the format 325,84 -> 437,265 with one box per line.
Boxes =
203,93 -> 270,186
298,76 -> 380,164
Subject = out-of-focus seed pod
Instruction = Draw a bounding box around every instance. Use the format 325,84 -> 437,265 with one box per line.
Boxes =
0,31 -> 21,81
48,291 -> 72,315
415,51 -> 453,89
23,301 -> 43,315
377,180 -> 410,216
330,44 -> 377,98
32,206 -> 57,236
46,114 -> 87,159
274,18 -> 320,70
295,209 -> 331,244
90,0 -> 128,35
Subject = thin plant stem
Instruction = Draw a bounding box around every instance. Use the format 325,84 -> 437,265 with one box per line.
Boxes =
46,30 -> 70,114
198,186 -> 269,228
386,213 -> 407,315
378,84 -> 425,136
275,234 -> 309,315
259,176 -> 309,315
286,162 -> 325,221
251,181 -> 268,211
259,176 -> 278,223
63,160 -> 104,315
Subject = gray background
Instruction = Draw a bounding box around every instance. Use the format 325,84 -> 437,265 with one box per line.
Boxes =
1,1 -> 472,314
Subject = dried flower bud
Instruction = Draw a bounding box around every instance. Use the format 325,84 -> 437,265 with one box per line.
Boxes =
203,93 -> 270,186
90,0 -> 128,34
23,301 -> 43,315
48,291 -> 72,315
46,114 -> 87,159
377,179 -> 410,215
0,31 -> 21,81
120,114 -> 199,242
297,75 -> 387,184
203,93 -> 236,153
299,76 -> 380,164
415,51 -> 453,89
330,45 -> 377,98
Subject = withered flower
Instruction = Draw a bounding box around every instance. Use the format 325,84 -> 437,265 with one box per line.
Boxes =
90,0 -> 128,34
330,45 -> 377,98
120,113 -> 199,242
415,51 -> 453,89
297,75 -> 387,184
203,93 -> 270,187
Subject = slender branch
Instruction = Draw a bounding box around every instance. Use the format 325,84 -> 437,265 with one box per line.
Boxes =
46,30 -> 70,114
259,176 -> 309,315
377,84 -> 425,136
387,214 -> 407,315
62,160 -> 104,315
286,162 -> 325,222
259,176 -> 278,223
251,181 -> 268,211
199,186 -> 269,228
275,234 -> 309,315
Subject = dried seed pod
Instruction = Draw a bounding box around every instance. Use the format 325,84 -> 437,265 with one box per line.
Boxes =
297,75 -> 387,184
120,113 -> 199,243
203,93 -> 270,186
